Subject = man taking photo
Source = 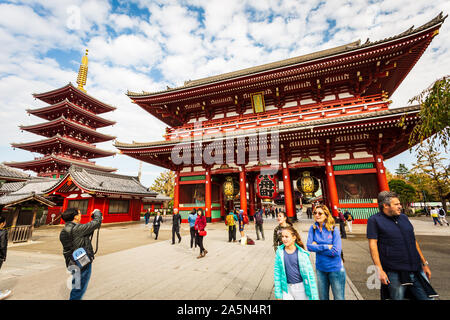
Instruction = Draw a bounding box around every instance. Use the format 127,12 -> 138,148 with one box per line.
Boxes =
367,191 -> 437,300
60,208 -> 102,300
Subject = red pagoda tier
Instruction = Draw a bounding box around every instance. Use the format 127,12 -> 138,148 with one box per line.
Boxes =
6,51 -> 117,178
116,13 -> 446,224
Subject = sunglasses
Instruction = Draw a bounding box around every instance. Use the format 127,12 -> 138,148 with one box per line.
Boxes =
313,211 -> 325,216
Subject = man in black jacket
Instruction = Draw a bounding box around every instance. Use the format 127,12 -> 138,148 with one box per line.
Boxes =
172,208 -> 182,244
60,208 -> 102,300
0,216 -> 12,300
153,210 -> 163,240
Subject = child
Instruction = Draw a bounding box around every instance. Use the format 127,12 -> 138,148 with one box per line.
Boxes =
0,216 -> 12,300
274,225 -> 319,300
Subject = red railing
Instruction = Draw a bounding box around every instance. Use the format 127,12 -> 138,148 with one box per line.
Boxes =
164,94 -> 388,140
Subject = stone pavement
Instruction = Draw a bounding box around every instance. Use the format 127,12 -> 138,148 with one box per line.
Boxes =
0,217 -> 363,300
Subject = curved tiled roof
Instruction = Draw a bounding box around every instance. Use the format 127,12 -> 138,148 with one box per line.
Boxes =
33,83 -> 116,114
0,177 -> 58,207
127,12 -> 447,98
45,165 -> 157,197
0,163 -> 30,180
27,99 -> 116,127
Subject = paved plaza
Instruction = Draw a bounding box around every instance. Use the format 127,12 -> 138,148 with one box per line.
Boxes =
0,215 -> 448,300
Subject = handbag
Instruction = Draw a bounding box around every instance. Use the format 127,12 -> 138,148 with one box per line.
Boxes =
199,230 -> 207,236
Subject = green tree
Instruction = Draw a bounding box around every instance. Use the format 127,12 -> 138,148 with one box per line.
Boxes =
395,163 -> 409,180
405,75 -> 450,151
412,142 -> 450,212
388,179 -> 417,210
149,170 -> 175,207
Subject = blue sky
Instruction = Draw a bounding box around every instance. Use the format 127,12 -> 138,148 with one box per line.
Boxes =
0,0 -> 449,187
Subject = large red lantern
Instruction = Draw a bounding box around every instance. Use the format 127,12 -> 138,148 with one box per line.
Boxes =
256,174 -> 279,202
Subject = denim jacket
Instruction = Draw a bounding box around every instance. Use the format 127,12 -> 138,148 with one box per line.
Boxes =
274,244 -> 319,300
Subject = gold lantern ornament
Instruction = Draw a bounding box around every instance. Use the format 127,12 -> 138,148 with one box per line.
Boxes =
297,171 -> 319,199
223,176 -> 235,201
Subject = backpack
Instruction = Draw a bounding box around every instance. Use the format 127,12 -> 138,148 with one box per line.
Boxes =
243,214 -> 249,225
313,226 -> 344,263
225,214 -> 235,227
255,212 -> 263,224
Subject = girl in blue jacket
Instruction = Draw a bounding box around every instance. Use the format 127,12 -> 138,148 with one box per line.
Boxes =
274,225 -> 319,300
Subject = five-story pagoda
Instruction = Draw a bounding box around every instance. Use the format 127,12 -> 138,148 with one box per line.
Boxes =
6,50 -> 117,178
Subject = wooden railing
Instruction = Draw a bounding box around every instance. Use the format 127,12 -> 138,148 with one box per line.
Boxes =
8,225 -> 32,243
164,94 -> 389,140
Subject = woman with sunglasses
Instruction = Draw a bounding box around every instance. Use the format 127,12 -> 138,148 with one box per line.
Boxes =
273,210 -> 293,252
307,205 -> 346,300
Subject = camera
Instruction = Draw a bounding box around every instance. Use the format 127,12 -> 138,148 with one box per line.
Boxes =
91,209 -> 103,220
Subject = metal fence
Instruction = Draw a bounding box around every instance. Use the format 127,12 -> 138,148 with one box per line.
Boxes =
8,225 -> 32,243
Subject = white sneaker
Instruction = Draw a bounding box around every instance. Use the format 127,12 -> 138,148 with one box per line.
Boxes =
0,289 -> 12,300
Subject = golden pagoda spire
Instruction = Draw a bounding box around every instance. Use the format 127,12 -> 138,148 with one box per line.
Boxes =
76,49 -> 89,92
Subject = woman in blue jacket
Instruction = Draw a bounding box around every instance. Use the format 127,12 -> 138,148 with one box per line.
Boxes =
274,225 -> 319,300
307,204 -> 346,300
188,209 -> 198,249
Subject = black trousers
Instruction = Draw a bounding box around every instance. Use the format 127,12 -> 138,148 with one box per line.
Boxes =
339,221 -> 347,239
172,226 -> 181,244
153,225 -> 160,239
196,232 -> 205,254
228,225 -> 236,242
190,226 -> 197,248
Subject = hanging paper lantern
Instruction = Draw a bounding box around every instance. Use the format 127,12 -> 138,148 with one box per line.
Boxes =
256,174 -> 279,203
297,171 -> 319,199
223,176 -> 235,201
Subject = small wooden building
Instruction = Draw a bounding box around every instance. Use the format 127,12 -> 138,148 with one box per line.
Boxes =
44,165 -> 157,224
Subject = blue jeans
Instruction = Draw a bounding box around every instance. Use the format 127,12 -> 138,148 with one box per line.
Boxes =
70,264 -> 92,300
386,271 -> 433,300
316,268 -> 346,300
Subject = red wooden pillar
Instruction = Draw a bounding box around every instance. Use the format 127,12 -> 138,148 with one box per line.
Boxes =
256,193 -> 262,210
282,163 -> 295,218
375,154 -> 390,192
151,203 -> 155,212
239,167 -> 248,214
325,155 -> 339,217
219,183 -> 225,219
174,171 -> 180,211
205,169 -> 212,222
248,177 -> 256,217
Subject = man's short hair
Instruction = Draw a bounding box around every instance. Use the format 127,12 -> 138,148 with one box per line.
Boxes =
0,215 -> 6,224
61,208 -> 79,222
378,191 -> 399,211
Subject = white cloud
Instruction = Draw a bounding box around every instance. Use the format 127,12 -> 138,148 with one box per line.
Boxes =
0,0 -> 449,185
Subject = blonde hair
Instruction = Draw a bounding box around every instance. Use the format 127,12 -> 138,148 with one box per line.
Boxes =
313,205 -> 335,232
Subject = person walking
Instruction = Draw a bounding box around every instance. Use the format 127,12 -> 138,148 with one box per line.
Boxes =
274,225 -> 319,300
188,209 -> 198,249
171,208 -> 182,244
273,211 -> 293,252
438,207 -> 449,226
144,208 -> 151,226
0,216 -> 12,300
306,206 -> 313,219
343,209 -> 353,233
430,207 -> 442,226
225,210 -> 238,242
59,208 -> 102,300
336,210 -> 347,239
152,210 -> 164,240
254,208 -> 265,240
237,209 -> 247,239
307,204 -> 346,300
195,208 -> 208,259
367,191 -> 437,300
